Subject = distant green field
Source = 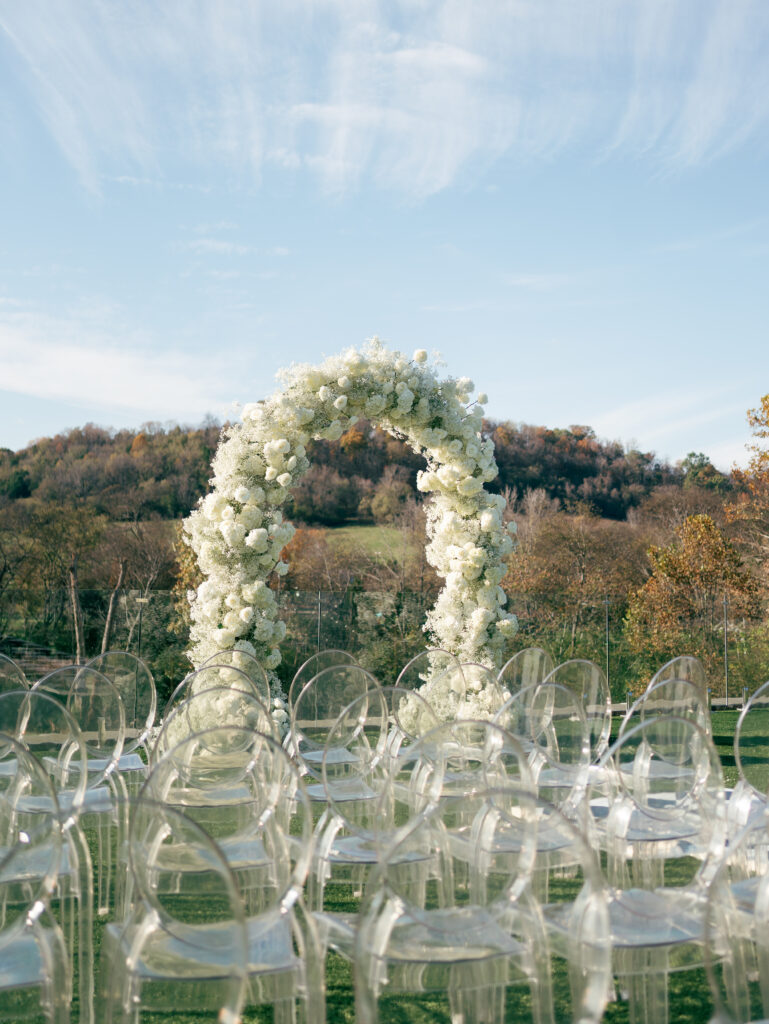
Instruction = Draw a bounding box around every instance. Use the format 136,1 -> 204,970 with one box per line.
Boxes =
326,524 -> 416,557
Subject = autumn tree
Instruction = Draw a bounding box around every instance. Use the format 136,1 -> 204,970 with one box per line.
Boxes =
728,394 -> 769,582
625,513 -> 760,689
504,499 -> 648,670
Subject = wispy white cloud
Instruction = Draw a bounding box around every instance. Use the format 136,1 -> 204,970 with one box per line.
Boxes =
2,0 -> 767,195
179,238 -> 253,256
590,388 -> 755,469
0,306 -> 236,420
593,389 -> 738,443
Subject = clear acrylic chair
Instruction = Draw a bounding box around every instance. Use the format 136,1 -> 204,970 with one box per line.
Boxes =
620,677 -> 712,742
494,681 -> 593,900
0,651 -> 29,693
309,686 -> 442,920
482,789 -> 612,1024
99,798 -> 249,1024
729,680 -> 769,832
647,654 -> 708,702
0,691 -> 93,1024
544,659 -> 612,771
395,648 -> 461,693
594,715 -> 727,1024
704,823 -> 769,1024
498,647 -> 555,699
32,665 -> 127,917
354,770 -> 560,1024
0,732 -> 71,1024
291,664 -> 380,791
152,679 -> 278,764
288,649 -> 359,712
200,646 -> 271,708
85,651 -> 156,789
133,727 -> 325,1022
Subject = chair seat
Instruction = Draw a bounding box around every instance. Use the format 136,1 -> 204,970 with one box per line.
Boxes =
380,906 -> 527,964
607,888 -> 705,948
0,926 -> 46,989
547,887 -> 705,950
306,778 -> 377,803
108,910 -> 299,979
88,752 -> 146,774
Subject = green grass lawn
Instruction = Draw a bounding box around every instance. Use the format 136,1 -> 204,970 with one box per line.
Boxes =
51,710 -> 751,1023
326,524 -> 417,558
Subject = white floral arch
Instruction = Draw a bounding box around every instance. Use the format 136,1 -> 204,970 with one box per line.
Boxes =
183,339 -> 517,709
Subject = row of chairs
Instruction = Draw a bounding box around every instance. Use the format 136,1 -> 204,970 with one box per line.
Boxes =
3,644 -> 769,1022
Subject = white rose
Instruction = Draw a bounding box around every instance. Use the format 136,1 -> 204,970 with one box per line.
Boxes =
457,476 -> 482,496
334,395 -> 348,411
219,522 -> 246,547
233,486 -> 250,503
324,421 -> 344,441
215,628 -> 236,648
265,649 -> 282,669
245,528 -> 269,552
413,349 -> 428,363
277,472 -> 292,488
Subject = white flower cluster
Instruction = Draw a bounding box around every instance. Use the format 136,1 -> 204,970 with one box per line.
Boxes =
182,338 -> 518,716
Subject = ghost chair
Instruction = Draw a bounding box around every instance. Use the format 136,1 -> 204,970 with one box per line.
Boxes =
478,789 -> 612,1024
0,657 -> 29,783
728,680 -> 769,834
544,660 -> 612,774
497,647 -> 555,700
99,799 -> 249,1024
0,651 -> 28,693
389,648 -> 461,754
287,649 -> 359,713
704,823 -> 769,1024
161,662 -> 267,723
0,772 -> 71,1024
494,682 -> 594,900
32,666 -> 126,917
593,716 -> 727,1024
151,682 -> 278,764
200,646 -> 271,708
620,677 -> 711,743
617,678 -> 713,796
647,654 -> 708,703
290,664 -> 380,795
85,651 -> 157,790
395,648 -> 461,694
132,730 -> 325,1023
308,686 -> 442,922
354,774 -> 564,1024
0,691 -> 93,1024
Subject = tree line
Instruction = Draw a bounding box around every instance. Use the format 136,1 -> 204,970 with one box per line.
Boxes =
0,404 -> 765,702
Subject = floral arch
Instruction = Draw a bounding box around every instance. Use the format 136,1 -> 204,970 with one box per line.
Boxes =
183,339 -> 517,710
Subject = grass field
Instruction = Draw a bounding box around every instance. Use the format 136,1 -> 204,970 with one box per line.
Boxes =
58,711 -> 751,1023
325,523 -> 416,558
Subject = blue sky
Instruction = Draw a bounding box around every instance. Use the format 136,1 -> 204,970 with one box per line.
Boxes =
1,1 -> 767,471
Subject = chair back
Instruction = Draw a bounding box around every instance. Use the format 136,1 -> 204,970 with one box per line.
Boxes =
87,650 -> 156,754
